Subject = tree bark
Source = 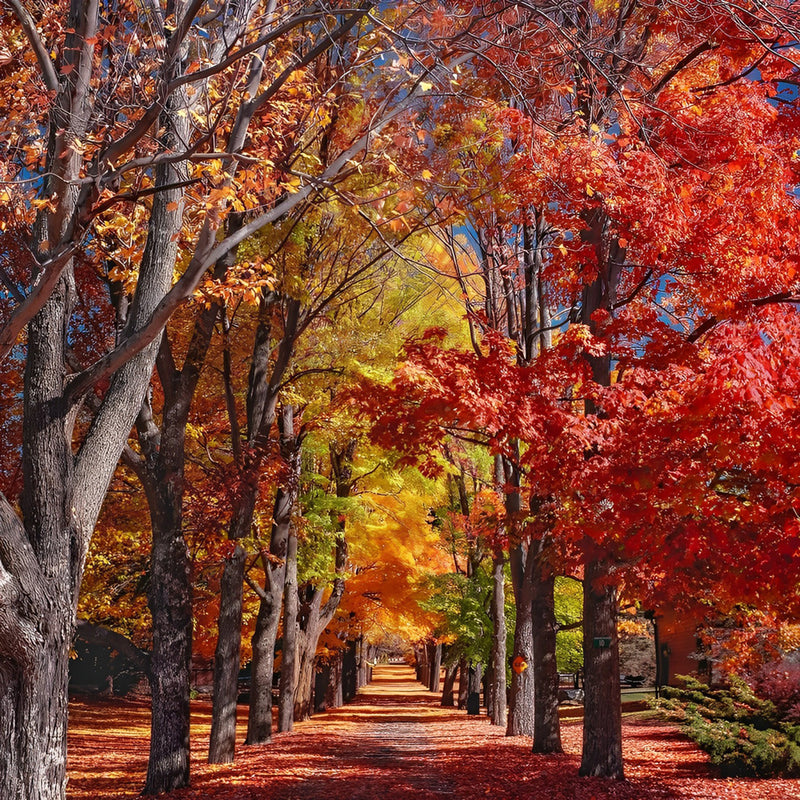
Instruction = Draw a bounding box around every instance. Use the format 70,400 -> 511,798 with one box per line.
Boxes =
356,637 -> 368,690
342,639 -> 358,702
467,663 -> 482,715
293,528 -> 347,721
578,230 -> 625,778
506,542 -> 535,736
245,580 -> 282,744
0,4 -> 102,796
428,642 -> 442,692
245,408 -> 300,745
13,274 -> 75,800
416,645 -> 427,683
489,549 -> 507,727
289,439 -> 353,721
207,543 -> 246,763
145,503 -> 192,793
138,73 -> 201,789
457,659 -> 469,709
530,540 -> 562,753
325,652 -> 344,709
440,662 -> 458,707
579,555 -> 623,778
141,3 -> 271,774
278,522 -> 299,732
213,299 -> 300,755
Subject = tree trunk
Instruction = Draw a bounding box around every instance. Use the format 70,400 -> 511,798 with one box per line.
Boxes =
578,241 -> 624,778
457,659 -> 469,709
212,296 -> 299,750
278,524 -> 299,732
440,662 -> 457,707
531,541 -> 562,753
146,511 -> 192,792
503,452 -> 534,737
245,492 -> 292,743
579,556 -> 623,778
8,260 -> 75,800
342,639 -> 358,701
489,549 -> 507,727
506,543 -> 535,736
243,405 -> 302,745
325,652 -> 344,709
0,598 -> 72,800
467,663 -> 482,715
366,644 -> 376,684
207,544 -> 246,763
287,440 -> 352,723
245,590 -> 279,743
356,637 -> 368,689
293,530 -> 348,722
428,642 -> 442,692
293,625 -> 318,722
485,662 -> 494,719
416,645 -> 427,683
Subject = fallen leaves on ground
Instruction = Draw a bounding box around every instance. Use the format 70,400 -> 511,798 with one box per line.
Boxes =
67,666 -> 800,799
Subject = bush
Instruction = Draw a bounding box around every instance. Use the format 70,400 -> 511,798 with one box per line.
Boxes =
652,676 -> 800,777
750,660 -> 800,724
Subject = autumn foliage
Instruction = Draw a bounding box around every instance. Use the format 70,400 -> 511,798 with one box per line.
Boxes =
1,0 -> 800,798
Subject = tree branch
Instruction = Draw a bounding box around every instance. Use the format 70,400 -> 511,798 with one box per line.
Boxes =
244,570 -> 268,601
4,0 -> 59,91
649,40 -> 717,98
0,492 -> 46,666
63,95 -> 417,402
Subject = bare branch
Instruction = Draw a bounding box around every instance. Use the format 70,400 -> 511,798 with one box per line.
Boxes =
244,570 -> 268,601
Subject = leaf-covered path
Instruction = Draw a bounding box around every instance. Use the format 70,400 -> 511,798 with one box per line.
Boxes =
68,665 -> 799,800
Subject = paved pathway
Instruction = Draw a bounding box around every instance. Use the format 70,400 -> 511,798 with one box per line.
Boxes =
270,664 -> 460,799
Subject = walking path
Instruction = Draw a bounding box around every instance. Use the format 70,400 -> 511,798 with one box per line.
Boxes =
67,664 -> 799,800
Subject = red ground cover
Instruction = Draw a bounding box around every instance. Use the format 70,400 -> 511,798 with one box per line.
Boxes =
67,666 -> 800,799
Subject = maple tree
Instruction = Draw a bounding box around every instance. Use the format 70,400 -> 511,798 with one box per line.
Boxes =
387,0 -> 800,780
354,5 -> 800,771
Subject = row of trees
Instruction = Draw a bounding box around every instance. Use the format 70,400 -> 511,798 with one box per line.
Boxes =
0,1 -> 799,798
353,0 -> 800,780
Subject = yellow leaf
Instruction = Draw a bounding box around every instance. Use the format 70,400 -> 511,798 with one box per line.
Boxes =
418,80 -> 433,92
421,169 -> 433,180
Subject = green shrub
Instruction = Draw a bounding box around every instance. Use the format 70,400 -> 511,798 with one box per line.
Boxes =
651,676 -> 800,777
